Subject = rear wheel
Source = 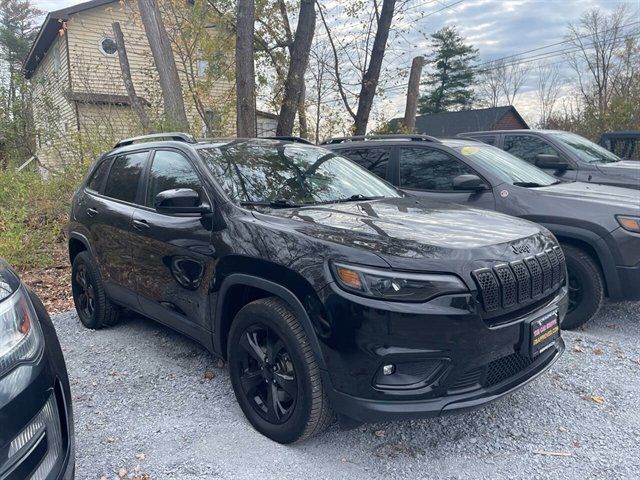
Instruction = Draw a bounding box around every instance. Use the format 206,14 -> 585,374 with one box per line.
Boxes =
227,297 -> 333,443
71,251 -> 121,329
561,244 -> 604,330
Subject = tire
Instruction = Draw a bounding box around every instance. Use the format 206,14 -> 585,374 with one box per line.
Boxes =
227,297 -> 334,443
71,251 -> 121,329
561,244 -> 604,330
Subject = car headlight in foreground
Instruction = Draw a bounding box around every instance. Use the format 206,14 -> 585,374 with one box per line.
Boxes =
331,262 -> 468,302
0,286 -> 44,378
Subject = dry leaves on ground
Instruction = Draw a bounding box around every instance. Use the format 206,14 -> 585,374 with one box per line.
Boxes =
16,246 -> 74,314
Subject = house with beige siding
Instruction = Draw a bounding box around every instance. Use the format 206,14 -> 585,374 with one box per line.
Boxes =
23,0 -> 245,169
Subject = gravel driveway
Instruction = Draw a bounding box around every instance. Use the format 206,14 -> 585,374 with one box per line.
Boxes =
53,301 -> 640,480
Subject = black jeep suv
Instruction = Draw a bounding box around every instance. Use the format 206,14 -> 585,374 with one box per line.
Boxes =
68,133 -> 567,443
324,135 -> 640,329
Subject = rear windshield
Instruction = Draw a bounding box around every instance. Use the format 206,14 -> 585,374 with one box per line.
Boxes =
197,142 -> 400,205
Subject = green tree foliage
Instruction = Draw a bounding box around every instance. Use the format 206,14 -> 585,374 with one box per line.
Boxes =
0,0 -> 41,168
418,26 -> 478,114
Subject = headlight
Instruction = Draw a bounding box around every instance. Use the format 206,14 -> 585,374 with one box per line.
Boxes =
331,262 -> 468,302
0,286 -> 44,378
616,215 -> 640,233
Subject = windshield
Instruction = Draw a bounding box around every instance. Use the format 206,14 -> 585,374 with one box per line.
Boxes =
549,132 -> 621,164
448,143 -> 559,187
198,141 -> 400,206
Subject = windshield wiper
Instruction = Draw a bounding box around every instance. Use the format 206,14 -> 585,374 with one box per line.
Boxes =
240,199 -> 306,209
334,194 -> 385,203
513,182 -> 545,188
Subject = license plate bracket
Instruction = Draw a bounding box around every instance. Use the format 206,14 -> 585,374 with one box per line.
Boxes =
524,310 -> 560,358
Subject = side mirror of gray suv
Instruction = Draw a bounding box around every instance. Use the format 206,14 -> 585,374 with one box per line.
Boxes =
154,188 -> 211,214
453,174 -> 487,191
536,154 -> 568,172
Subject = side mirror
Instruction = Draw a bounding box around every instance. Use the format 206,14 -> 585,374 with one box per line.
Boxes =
453,174 -> 487,191
536,154 -> 568,171
154,188 -> 211,214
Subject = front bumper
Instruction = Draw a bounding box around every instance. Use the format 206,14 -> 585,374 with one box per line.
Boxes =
317,283 -> 567,422
0,292 -> 74,480
615,263 -> 640,301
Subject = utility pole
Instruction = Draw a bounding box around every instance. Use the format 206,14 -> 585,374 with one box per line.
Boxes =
403,56 -> 424,132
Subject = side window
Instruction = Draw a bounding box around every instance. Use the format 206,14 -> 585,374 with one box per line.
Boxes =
476,135 -> 496,146
86,158 -> 111,193
103,152 -> 148,203
336,147 -> 390,180
399,147 -> 476,191
146,150 -> 203,207
503,135 -> 560,164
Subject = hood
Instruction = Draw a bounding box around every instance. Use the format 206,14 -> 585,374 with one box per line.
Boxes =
256,197 -> 553,269
595,161 -> 640,187
0,259 -> 20,302
535,181 -> 640,212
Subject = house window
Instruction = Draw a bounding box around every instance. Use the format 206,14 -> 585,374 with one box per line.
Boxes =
197,59 -> 208,77
99,36 -> 118,56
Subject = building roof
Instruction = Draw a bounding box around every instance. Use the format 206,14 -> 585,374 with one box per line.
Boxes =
23,0 -> 116,78
391,106 -> 528,137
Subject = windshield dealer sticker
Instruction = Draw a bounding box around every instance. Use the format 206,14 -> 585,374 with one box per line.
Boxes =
461,146 -> 479,156
500,190 -> 509,198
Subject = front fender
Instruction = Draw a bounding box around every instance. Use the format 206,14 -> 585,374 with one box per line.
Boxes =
213,273 -> 329,370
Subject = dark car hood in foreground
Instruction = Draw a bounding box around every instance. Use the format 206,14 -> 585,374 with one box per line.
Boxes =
595,161 -> 640,188
256,197 -> 551,270
534,181 -> 640,213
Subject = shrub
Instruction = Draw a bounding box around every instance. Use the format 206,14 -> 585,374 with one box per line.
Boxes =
0,163 -> 87,267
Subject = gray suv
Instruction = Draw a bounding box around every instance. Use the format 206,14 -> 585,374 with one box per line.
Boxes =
459,129 -> 640,190
324,135 -> 640,329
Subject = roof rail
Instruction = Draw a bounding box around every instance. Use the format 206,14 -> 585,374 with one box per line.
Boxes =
320,134 -> 441,145
260,135 -> 315,145
114,132 -> 197,148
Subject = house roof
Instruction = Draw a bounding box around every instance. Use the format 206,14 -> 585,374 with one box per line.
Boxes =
256,110 -> 278,120
23,0 -> 116,78
391,106 -> 528,137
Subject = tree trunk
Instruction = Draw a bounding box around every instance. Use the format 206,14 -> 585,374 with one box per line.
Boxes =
353,0 -> 396,136
236,0 -> 257,137
276,0 -> 315,137
112,22 -> 151,133
297,81 -> 309,138
137,0 -> 188,130
403,56 -> 423,132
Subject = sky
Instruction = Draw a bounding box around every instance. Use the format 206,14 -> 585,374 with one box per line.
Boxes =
32,0 -> 638,125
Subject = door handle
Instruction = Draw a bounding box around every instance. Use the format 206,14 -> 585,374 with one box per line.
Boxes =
86,208 -> 98,217
132,219 -> 150,231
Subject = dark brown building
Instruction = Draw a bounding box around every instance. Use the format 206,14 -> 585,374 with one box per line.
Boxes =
392,106 -> 529,137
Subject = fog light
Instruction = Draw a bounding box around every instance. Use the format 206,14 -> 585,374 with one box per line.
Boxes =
382,364 -> 395,375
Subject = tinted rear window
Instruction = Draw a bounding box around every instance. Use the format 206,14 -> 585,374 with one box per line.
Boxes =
87,158 -> 111,192
103,152 -> 148,203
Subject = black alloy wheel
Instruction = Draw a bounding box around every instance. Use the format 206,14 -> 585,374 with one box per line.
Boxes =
73,263 -> 95,320
237,325 -> 298,424
567,270 -> 584,315
71,251 -> 121,329
561,244 -> 604,330
228,297 -> 333,443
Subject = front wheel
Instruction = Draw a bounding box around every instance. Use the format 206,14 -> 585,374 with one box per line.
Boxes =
227,297 -> 333,443
561,244 -> 604,330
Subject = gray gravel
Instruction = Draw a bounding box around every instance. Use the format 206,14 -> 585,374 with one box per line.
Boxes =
53,301 -> 640,480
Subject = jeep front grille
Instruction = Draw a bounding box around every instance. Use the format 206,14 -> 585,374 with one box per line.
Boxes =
472,248 -> 566,313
